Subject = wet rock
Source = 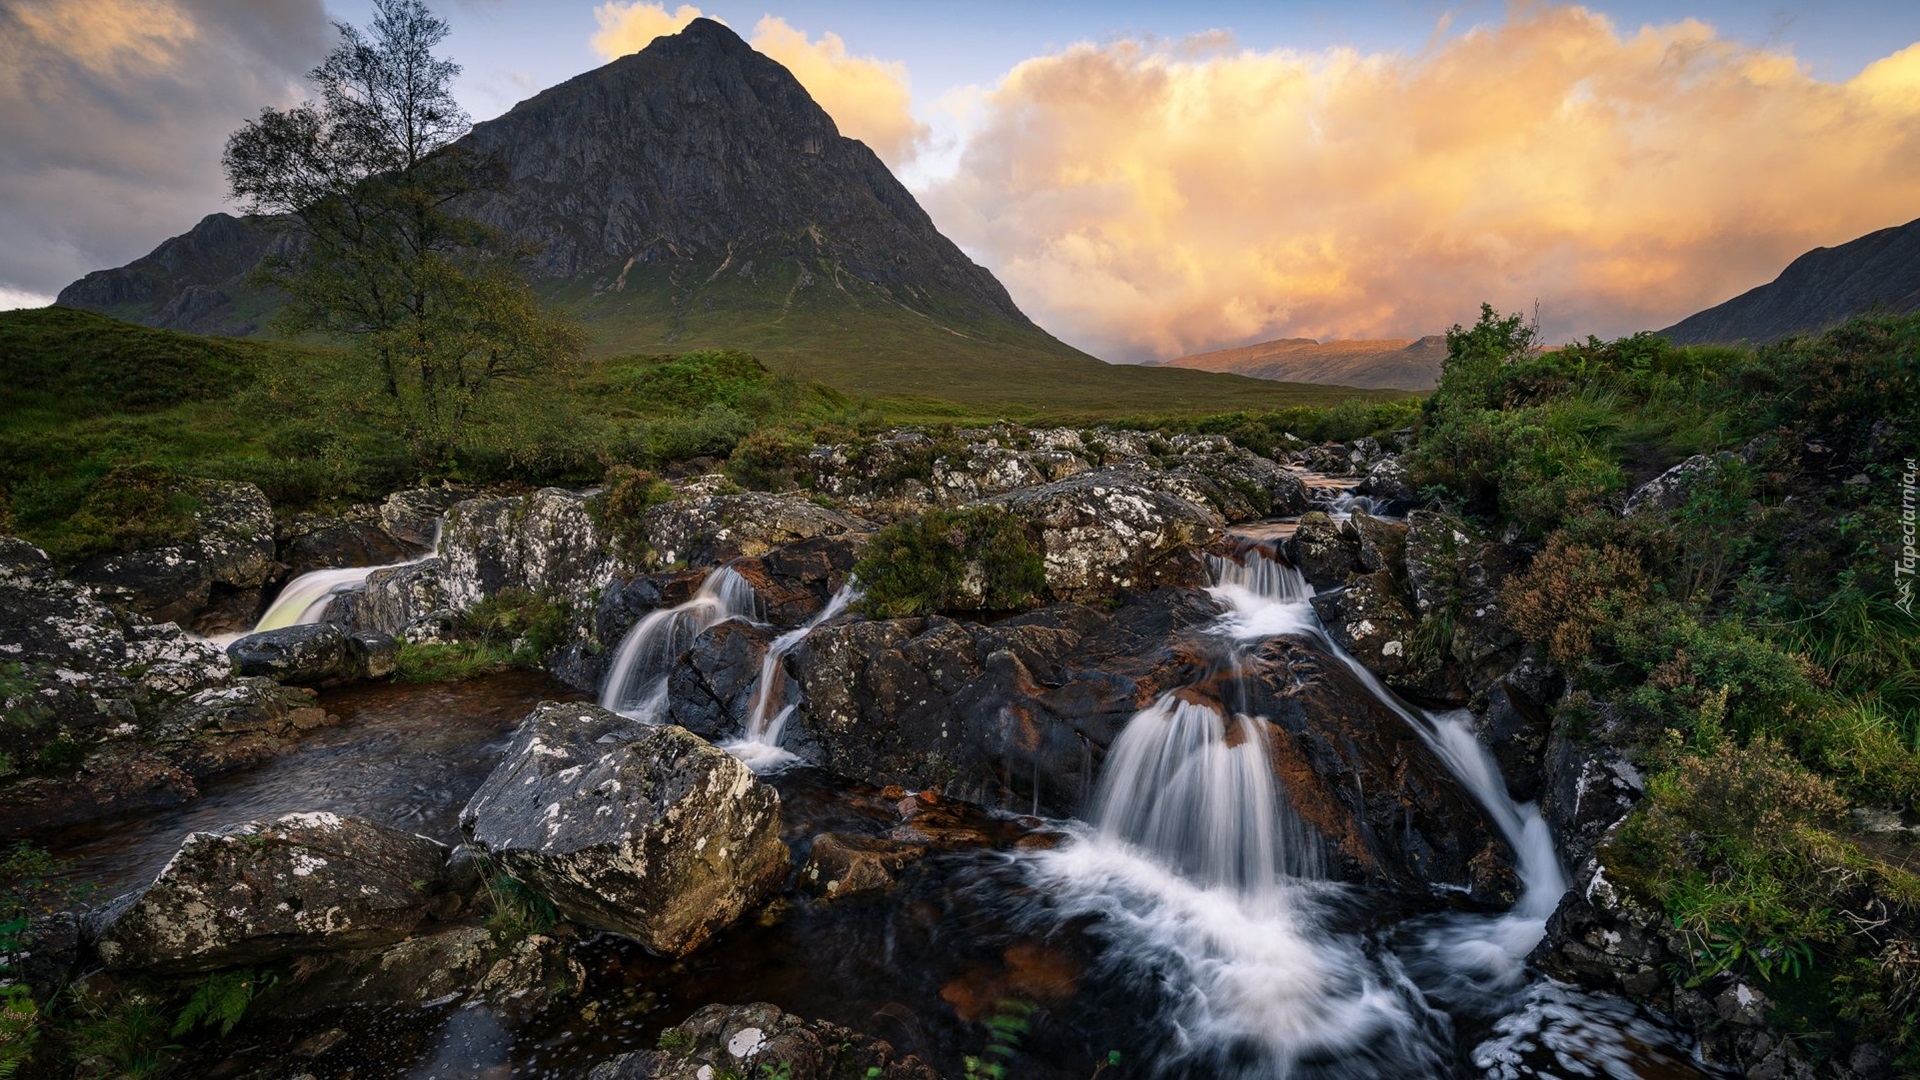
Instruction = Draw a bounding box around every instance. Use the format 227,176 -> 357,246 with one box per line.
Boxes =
588,1001 -> 938,1080
1245,635 -> 1516,900
642,491 -> 871,567
460,704 -> 787,957
188,585 -> 264,637
730,533 -> 865,624
1347,510 -> 1408,576
1398,510 -> 1523,703
352,558 -> 452,640
1360,454 -> 1416,503
1541,722 -> 1645,870
348,630 -> 398,679
276,516 -> 411,580
800,833 -> 925,900
73,547 -> 215,624
1475,655 -> 1561,802
1310,570 -> 1417,680
228,623 -> 352,684
94,812 -> 450,973
1285,511 -> 1358,589
664,618 -> 777,739
549,567 -> 710,693
981,470 -> 1222,602
379,486 -> 466,550
1530,853 -> 1671,1000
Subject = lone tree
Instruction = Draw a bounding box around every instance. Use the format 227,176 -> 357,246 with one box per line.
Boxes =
223,0 -> 579,455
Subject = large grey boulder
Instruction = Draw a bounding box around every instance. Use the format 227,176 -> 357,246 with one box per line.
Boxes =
226,624 -> 395,684
642,491 -> 870,566
1285,511 -> 1360,589
981,470 -> 1222,602
352,557 -> 452,639
460,703 -> 788,957
94,812 -> 449,973
441,487 -> 632,611
1142,450 -> 1310,522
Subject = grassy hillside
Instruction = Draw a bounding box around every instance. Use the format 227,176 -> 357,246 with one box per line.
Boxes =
0,307 -> 1408,561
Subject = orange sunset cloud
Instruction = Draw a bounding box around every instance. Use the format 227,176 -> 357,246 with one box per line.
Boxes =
919,5 -> 1920,358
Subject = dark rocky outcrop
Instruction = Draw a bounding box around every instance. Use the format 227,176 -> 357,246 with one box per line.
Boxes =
226,624 -> 397,685
589,1001 -> 939,1080
460,704 -> 788,956
276,515 -> 412,580
71,479 -> 276,625
1660,215 -> 1920,345
93,812 -> 450,973
642,492 -> 870,567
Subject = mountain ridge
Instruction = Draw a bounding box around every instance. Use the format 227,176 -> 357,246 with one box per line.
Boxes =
1660,216 -> 1920,345
1157,335 -> 1448,392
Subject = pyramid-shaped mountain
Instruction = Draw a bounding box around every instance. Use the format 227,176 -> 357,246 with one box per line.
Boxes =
57,20 -> 1105,393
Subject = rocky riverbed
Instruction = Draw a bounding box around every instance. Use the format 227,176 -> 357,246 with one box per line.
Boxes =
2,424 -> 1773,1079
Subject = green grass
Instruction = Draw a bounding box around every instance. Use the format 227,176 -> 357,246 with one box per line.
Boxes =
0,305 -> 1405,563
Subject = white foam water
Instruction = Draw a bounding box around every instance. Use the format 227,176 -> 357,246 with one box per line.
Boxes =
721,584 -> 858,773
245,523 -> 444,636
1023,549 -> 1577,1077
599,567 -> 759,720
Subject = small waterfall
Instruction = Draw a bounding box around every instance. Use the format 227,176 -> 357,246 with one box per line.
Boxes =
721,584 -> 858,773
249,524 -> 443,634
1315,489 -> 1388,520
598,567 -> 758,720
1023,547 -> 1573,1076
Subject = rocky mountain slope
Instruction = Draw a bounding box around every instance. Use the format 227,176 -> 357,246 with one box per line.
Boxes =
1660,215 -> 1920,344
1157,335 -> 1448,391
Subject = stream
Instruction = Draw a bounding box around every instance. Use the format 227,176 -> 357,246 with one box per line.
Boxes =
33,476 -> 1726,1079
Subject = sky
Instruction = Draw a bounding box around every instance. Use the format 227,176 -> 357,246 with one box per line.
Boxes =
4,0 -> 1919,360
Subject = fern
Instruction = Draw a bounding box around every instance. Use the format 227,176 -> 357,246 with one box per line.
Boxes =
171,969 -> 255,1038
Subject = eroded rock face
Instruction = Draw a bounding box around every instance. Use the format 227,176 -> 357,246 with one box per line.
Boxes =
277,516 -> 411,580
460,704 -> 787,956
981,471 -> 1222,603
1310,570 -> 1417,679
94,812 -> 449,973
642,492 -> 870,567
1286,511 -> 1359,590
351,558 -> 452,640
1397,510 -> 1523,703
72,480 -> 276,623
588,1001 -> 938,1080
442,488 -> 633,612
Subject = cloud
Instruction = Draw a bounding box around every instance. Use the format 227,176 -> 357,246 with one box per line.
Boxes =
590,3 -> 928,167
917,6 -> 1920,360
0,0 -> 329,297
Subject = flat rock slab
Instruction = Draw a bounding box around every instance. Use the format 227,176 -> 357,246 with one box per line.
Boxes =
460,703 -> 788,957
95,812 -> 448,973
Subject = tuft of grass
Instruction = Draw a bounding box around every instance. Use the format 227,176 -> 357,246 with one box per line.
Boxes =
854,506 -> 1047,618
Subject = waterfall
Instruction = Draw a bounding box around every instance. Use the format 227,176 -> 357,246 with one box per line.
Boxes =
721,583 -> 859,773
249,524 -> 444,634
1022,546 -> 1573,1076
598,567 -> 758,720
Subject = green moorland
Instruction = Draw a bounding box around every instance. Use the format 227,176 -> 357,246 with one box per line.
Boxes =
1409,307 -> 1920,1065
0,306 -> 1410,562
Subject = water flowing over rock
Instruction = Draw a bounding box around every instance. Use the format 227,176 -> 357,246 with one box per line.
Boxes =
94,812 -> 450,973
980,470 -> 1222,602
460,703 -> 788,956
589,1001 -> 938,1080
600,567 -> 760,718
275,515 -> 412,581
641,492 -> 870,567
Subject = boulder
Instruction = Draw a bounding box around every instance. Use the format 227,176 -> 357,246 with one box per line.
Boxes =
441,487 -> 632,611
73,480 -> 276,622
981,470 -> 1222,602
729,533 -> 865,624
1285,511 -> 1359,590
460,704 -> 788,957
1347,510 -> 1408,576
664,618 -> 777,739
1144,450 -> 1310,522
1622,452 -> 1733,517
588,1002 -> 938,1080
1360,454 -> 1417,503
276,516 -> 411,580
1474,655 -> 1562,803
641,491 -> 871,567
379,486 -> 467,549
94,812 -> 450,973
352,558 -> 452,640
1310,570 -> 1418,679
228,623 -> 352,684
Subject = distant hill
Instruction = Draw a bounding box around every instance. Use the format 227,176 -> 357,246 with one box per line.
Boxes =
1157,336 -> 1448,392
53,19 -> 1383,413
1661,217 -> 1920,345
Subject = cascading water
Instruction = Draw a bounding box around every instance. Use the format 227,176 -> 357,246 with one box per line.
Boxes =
247,525 -> 444,634
1020,547 -> 1584,1077
721,583 -> 859,773
598,567 -> 758,720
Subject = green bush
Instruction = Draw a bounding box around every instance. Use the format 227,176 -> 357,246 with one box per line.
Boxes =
591,465 -> 676,552
854,506 -> 1047,618
727,428 -> 815,491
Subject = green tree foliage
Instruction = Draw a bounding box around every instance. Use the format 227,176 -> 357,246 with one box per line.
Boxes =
223,0 -> 581,457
